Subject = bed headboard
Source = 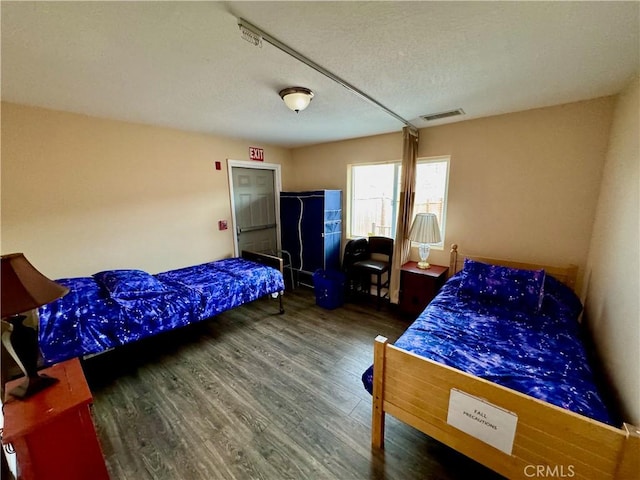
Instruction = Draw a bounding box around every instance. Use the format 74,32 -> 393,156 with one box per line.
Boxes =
449,244 -> 578,291
241,250 -> 284,274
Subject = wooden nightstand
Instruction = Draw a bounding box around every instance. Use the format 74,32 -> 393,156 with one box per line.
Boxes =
399,262 -> 448,317
2,358 -> 109,480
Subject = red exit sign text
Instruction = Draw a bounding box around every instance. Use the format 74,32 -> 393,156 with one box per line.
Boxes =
249,147 -> 264,161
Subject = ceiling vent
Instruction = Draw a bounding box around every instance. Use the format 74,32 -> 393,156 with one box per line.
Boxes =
420,108 -> 465,122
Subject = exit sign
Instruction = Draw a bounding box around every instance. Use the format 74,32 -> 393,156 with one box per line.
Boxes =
249,147 -> 264,161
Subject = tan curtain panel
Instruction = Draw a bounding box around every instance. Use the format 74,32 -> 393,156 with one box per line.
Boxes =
389,127 -> 418,303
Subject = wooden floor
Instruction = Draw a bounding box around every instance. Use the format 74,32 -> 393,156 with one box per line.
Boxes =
84,288 -> 504,480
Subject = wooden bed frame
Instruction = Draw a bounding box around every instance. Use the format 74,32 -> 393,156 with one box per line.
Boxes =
371,244 -> 639,479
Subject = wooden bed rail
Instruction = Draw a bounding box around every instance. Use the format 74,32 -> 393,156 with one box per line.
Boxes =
372,336 -> 640,479
449,244 -> 579,291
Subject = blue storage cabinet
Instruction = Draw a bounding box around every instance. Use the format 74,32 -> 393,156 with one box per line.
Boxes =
280,190 -> 342,286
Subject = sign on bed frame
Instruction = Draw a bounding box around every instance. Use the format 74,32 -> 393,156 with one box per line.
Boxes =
447,388 -> 518,455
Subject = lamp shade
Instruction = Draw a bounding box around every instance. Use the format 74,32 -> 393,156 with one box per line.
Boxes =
408,213 -> 442,244
279,87 -> 314,112
1,253 -> 69,318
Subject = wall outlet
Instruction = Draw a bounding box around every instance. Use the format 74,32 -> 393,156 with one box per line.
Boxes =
218,220 -> 228,230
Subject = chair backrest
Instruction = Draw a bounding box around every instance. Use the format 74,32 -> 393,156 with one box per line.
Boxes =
343,237 -> 369,270
368,236 -> 394,264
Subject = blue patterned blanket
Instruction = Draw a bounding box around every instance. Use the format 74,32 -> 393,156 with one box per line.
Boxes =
39,257 -> 284,364
362,261 -> 614,426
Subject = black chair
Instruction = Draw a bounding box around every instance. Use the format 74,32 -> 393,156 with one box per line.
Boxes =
342,238 -> 369,299
350,236 -> 394,309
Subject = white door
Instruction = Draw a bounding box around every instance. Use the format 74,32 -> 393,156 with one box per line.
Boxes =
229,164 -> 279,255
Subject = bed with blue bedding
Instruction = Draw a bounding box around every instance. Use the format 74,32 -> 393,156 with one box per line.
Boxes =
38,251 -> 284,364
363,265 -> 612,425
367,245 -> 638,479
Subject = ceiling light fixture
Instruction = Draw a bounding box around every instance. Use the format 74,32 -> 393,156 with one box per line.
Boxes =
238,18 -> 416,131
279,87 -> 314,113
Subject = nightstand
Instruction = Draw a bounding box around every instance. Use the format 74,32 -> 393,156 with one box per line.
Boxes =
399,262 -> 448,317
2,358 -> 109,480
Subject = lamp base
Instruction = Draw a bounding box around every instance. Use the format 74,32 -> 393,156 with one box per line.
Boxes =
417,243 -> 432,270
8,373 -> 58,400
2,314 -> 58,400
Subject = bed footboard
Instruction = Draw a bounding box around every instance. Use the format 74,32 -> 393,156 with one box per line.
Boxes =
372,336 -> 639,479
241,250 -> 285,314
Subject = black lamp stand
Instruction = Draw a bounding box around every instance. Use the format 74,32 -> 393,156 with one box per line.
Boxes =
1,315 -> 58,399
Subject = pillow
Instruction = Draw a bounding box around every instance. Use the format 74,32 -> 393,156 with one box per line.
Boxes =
93,269 -> 167,300
458,259 -> 545,313
541,274 -> 583,321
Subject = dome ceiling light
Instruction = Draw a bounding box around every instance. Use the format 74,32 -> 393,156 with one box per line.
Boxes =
238,17 -> 415,131
279,87 -> 314,113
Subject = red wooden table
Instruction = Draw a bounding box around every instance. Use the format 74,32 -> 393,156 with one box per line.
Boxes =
2,358 -> 109,480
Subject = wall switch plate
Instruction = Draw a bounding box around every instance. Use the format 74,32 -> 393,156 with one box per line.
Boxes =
218,220 -> 228,230
215,161 -> 221,170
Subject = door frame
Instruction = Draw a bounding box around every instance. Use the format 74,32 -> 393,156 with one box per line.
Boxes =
227,159 -> 283,256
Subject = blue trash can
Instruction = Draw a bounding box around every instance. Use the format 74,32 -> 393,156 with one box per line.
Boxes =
313,269 -> 346,309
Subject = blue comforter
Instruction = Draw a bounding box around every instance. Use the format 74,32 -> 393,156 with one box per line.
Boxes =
362,270 -> 614,426
39,258 -> 284,364
156,258 -> 284,319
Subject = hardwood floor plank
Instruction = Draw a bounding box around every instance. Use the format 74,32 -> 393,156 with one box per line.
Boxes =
251,424 -> 335,480
86,288 -> 503,480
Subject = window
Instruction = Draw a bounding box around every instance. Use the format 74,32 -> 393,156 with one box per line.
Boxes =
348,157 -> 449,244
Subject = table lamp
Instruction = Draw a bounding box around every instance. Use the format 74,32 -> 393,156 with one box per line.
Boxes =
408,213 -> 442,269
1,253 -> 69,399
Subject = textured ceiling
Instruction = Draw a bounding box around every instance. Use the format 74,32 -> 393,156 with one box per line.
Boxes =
2,1 -> 638,148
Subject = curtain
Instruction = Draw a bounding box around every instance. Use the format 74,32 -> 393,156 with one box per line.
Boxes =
389,126 -> 419,303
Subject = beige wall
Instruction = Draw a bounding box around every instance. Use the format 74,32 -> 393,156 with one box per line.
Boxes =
3,94 -> 636,424
1,102 -> 293,278
583,78 -> 639,425
291,97 -> 616,282
3,99 -> 613,281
